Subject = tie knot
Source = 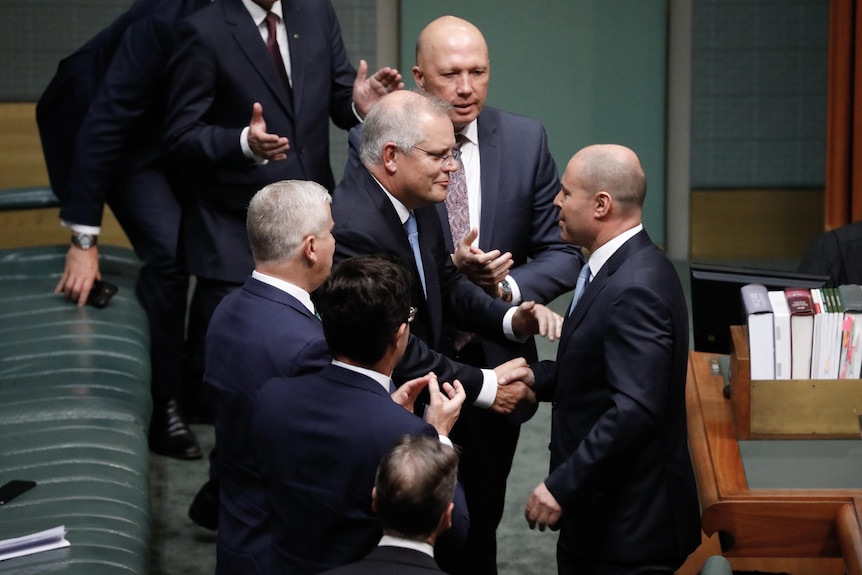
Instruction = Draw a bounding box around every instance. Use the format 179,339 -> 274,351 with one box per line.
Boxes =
265,12 -> 278,35
404,213 -> 418,235
455,133 -> 468,150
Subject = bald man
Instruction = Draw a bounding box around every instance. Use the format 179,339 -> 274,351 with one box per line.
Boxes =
411,16 -> 583,574
523,145 -> 700,575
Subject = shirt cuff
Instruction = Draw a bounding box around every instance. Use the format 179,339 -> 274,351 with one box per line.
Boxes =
473,368 -> 498,409
437,435 -> 454,449
62,221 -> 101,235
240,126 -> 268,165
506,274 -> 523,305
352,101 -> 363,123
502,306 -> 528,343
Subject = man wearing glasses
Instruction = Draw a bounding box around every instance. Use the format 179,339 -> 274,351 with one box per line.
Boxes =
331,90 -> 563,459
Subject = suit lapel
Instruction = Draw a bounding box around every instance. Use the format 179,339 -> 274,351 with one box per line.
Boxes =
226,0 -> 294,118
415,208 -> 444,345
476,110 -> 502,252
559,230 -> 654,345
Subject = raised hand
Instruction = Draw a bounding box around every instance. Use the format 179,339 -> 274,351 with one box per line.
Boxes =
423,377 -> 466,436
390,372 -> 434,412
247,102 -> 290,161
451,228 -> 513,291
352,59 -> 404,118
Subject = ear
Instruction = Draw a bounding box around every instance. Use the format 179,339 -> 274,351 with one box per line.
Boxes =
412,65 -> 424,89
393,322 -> 409,347
594,190 -> 612,218
302,234 -> 317,264
382,142 -> 400,174
438,502 -> 454,532
371,487 -> 378,514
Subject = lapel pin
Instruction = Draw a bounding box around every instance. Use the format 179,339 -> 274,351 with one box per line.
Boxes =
293,33 -> 300,39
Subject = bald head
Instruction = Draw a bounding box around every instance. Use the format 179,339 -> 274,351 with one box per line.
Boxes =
413,16 -> 490,130
569,144 -> 646,211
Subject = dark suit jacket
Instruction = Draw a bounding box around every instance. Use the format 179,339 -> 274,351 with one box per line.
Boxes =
331,164 -> 515,402
36,0 -> 164,204
319,545 -> 445,575
797,221 -> 862,287
252,364 -> 469,575
344,109 -> 581,366
163,0 -> 359,282
532,230 -> 701,564
206,276 -> 330,575
58,1 -> 207,226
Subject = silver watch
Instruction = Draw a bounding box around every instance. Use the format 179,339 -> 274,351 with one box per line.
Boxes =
71,233 -> 98,250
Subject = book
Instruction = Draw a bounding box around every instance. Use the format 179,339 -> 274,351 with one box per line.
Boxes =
824,287 -> 844,379
810,288 -> 826,378
838,284 -> 862,379
741,283 -> 774,379
767,290 -> 792,380
0,525 -> 69,562
784,287 -> 815,379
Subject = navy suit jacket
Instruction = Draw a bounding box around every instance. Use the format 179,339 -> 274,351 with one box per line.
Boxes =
163,0 -> 359,281
319,546 -> 445,575
206,276 -> 330,575
331,164 -> 515,402
252,364 -> 469,575
345,108 -> 581,366
531,230 -> 701,563
36,0 -> 205,209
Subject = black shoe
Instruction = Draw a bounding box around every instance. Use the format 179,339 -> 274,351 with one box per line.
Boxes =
189,479 -> 219,531
149,398 -> 202,460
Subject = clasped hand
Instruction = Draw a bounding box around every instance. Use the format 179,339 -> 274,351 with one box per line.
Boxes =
390,372 -> 465,436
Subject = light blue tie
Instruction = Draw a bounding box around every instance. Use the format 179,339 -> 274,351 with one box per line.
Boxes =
568,263 -> 591,316
404,213 -> 427,298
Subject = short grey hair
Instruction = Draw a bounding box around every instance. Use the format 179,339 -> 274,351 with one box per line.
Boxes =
359,90 -> 452,169
246,180 -> 332,264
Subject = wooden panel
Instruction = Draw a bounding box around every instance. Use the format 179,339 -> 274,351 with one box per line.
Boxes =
0,103 -> 129,249
691,189 -> 824,260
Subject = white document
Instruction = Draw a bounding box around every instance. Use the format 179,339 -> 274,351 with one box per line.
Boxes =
0,525 -> 70,562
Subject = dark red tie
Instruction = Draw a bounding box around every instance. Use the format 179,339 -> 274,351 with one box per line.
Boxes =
264,12 -> 292,101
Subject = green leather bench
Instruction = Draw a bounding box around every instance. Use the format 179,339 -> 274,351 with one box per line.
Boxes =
0,187 -> 152,574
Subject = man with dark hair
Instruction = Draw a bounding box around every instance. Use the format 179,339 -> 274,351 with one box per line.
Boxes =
320,434 -> 459,575
252,255 -> 468,575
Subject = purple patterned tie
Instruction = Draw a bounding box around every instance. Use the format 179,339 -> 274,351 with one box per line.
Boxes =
445,134 -> 470,245
446,135 -> 475,351
264,12 -> 292,101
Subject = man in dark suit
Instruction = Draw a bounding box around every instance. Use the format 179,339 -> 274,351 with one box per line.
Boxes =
252,255 -> 468,575
333,89 -> 563,419
410,17 -> 583,573
320,435 -> 460,575
522,145 -> 701,575
206,181 -> 334,575
38,0 -> 210,460
163,0 -> 403,527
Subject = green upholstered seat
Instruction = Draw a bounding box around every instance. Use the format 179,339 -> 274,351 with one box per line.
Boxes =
0,245 -> 151,575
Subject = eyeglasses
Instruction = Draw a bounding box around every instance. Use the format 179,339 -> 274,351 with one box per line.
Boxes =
407,306 -> 417,324
412,146 -> 462,169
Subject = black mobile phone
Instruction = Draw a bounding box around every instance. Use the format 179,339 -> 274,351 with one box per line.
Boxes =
0,480 -> 36,505
87,280 -> 118,308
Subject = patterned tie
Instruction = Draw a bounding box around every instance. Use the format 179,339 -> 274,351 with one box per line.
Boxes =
404,213 -> 427,298
568,263 -> 591,316
445,134 -> 470,245
264,12 -> 293,101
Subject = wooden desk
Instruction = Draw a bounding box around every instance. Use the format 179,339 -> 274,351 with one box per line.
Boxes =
686,351 -> 862,568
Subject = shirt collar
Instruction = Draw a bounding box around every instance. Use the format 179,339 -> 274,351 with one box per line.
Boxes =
378,535 -> 434,557
371,174 -> 411,224
586,223 -> 643,279
241,0 -> 283,26
331,360 -> 392,393
456,119 -> 479,148
251,270 -> 315,314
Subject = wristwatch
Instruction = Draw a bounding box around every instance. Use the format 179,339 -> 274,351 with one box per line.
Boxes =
71,233 -> 98,250
499,279 -> 513,302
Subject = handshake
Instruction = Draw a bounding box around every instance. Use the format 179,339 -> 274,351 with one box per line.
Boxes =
491,357 -> 539,424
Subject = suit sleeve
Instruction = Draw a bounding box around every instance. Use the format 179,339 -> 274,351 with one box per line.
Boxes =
61,16 -> 171,226
392,335 -> 484,403
544,285 -> 675,506
507,124 -> 582,303
322,0 -> 359,131
162,19 -> 248,169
